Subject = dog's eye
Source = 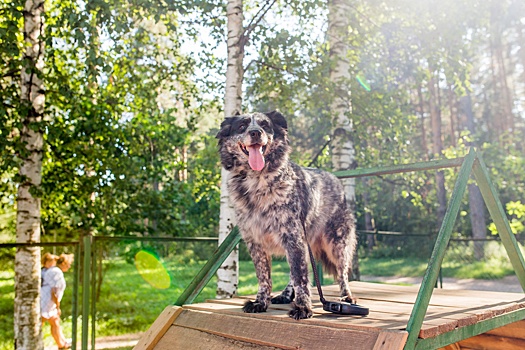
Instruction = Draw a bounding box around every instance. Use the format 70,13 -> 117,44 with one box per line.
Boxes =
238,124 -> 247,131
260,121 -> 270,128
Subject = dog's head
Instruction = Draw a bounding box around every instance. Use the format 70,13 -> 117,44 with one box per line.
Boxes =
216,111 -> 289,172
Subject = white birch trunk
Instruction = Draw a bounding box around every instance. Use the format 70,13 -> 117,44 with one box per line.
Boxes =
216,0 -> 244,299
328,0 -> 359,280
14,0 -> 45,348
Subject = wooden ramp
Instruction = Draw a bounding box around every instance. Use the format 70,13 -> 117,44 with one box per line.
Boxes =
135,281 -> 525,350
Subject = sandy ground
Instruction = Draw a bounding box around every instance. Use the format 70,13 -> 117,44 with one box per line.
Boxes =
46,275 -> 522,350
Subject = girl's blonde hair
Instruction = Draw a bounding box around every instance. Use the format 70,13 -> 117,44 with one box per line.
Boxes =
57,253 -> 74,266
41,252 -> 58,267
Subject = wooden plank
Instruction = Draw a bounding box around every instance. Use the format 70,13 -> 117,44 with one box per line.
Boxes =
201,297 -> 462,339
485,320 -> 525,340
345,280 -> 524,300
211,300 -> 391,330
173,308 -> 380,350
373,331 -> 408,350
458,333 -> 525,350
155,325 -> 283,350
212,284 -> 524,339
438,343 -> 461,350
185,301 -> 407,331
134,306 -> 183,350
414,308 -> 525,350
325,282 -> 525,307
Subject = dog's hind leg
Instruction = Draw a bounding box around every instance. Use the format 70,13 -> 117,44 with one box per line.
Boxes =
270,280 -> 294,304
332,237 -> 357,304
243,240 -> 272,313
335,248 -> 356,304
323,211 -> 357,304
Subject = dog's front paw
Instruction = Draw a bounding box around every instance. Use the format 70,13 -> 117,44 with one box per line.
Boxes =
342,296 -> 357,304
271,294 -> 293,304
242,300 -> 268,313
288,302 -> 313,320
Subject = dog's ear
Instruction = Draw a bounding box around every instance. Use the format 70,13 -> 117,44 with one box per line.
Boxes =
216,117 -> 236,139
265,111 -> 287,136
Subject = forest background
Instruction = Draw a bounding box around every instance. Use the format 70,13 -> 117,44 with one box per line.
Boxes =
1,0 -> 525,347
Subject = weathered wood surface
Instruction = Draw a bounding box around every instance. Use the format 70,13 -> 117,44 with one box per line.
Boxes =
136,281 -> 525,349
134,305 -> 183,350
441,320 -> 525,349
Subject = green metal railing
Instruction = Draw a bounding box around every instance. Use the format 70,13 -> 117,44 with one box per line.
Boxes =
176,148 -> 525,350
80,235 -> 219,350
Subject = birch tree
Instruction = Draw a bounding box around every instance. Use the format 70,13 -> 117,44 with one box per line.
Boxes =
217,0 -> 244,298
328,0 -> 359,280
14,0 -> 45,348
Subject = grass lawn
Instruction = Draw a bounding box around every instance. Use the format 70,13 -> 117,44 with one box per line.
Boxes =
0,252 -> 517,349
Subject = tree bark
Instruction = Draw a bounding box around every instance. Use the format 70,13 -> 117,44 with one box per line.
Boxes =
448,85 -> 457,147
489,1 -> 514,137
519,22 -> 525,87
460,94 -> 487,260
216,0 -> 244,299
362,178 -> 376,252
328,0 -> 359,280
417,85 -> 429,160
428,73 -> 447,227
15,0 -> 45,348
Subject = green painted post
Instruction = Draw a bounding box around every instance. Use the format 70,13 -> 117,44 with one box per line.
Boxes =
82,235 -> 91,350
71,243 -> 80,350
333,157 -> 464,179
91,239 -> 97,350
175,226 -> 242,306
404,148 -> 476,350
472,151 -> 525,292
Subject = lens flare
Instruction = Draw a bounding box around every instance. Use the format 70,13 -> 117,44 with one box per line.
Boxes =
356,73 -> 371,92
134,250 -> 171,289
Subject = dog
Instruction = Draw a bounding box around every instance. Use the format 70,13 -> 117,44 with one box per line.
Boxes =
216,111 -> 357,320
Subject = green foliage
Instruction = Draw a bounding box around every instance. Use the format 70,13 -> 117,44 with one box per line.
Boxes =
0,0 -> 224,243
489,201 -> 525,235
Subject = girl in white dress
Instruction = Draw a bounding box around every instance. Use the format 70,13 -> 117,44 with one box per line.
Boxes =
41,253 -> 74,349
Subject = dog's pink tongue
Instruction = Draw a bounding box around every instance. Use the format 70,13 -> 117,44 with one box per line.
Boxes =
248,145 -> 265,171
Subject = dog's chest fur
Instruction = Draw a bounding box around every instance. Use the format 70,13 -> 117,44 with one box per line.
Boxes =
228,162 -> 329,255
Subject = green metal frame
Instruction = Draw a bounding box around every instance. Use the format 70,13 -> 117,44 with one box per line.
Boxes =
176,148 -> 525,350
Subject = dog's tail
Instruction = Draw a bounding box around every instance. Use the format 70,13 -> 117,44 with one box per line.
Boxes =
317,239 -> 357,279
318,251 -> 338,276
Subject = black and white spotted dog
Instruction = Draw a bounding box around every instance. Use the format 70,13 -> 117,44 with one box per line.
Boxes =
217,111 -> 357,320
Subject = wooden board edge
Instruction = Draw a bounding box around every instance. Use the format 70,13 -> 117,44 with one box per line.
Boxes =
373,330 -> 408,350
133,305 -> 183,350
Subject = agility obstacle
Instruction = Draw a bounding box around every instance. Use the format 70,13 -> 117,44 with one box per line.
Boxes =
135,148 -> 525,350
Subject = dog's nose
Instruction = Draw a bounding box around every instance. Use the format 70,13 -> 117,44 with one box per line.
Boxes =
250,129 -> 261,138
